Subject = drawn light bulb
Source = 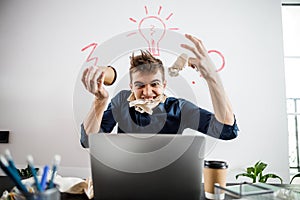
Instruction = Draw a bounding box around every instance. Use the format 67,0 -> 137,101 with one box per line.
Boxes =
138,16 -> 166,56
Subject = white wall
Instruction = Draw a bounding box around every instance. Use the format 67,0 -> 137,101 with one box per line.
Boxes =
0,0 -> 289,182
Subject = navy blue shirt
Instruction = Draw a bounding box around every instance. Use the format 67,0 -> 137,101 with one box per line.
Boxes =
81,90 -> 238,148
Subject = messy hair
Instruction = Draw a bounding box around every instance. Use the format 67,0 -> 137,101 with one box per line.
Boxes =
129,50 -> 165,82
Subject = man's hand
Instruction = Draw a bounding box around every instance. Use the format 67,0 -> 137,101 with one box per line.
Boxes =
181,33 -> 234,125
81,66 -> 109,101
180,34 -> 217,81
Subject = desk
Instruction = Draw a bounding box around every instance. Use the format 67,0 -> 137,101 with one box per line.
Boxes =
1,176 -> 300,199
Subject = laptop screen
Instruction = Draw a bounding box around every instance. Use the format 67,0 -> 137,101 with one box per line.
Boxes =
89,134 -> 206,200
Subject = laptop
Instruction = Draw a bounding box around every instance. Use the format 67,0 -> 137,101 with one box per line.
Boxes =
89,133 -> 206,200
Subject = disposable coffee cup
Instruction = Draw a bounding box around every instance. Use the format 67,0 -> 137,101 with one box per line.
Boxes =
103,66 -> 117,86
203,160 -> 228,200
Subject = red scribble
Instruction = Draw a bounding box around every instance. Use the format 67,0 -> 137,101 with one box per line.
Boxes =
168,28 -> 179,30
81,43 -> 98,67
192,81 -> 195,84
126,32 -> 137,37
129,18 -> 137,23
165,13 -> 173,20
151,39 -> 156,54
158,6 -> 162,15
150,25 -> 155,36
199,50 -> 225,77
208,50 -> 225,72
144,6 -> 148,15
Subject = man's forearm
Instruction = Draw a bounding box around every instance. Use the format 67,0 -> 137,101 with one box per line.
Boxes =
206,74 -> 234,125
83,98 -> 108,134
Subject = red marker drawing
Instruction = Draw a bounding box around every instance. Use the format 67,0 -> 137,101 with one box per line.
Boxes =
128,5 -> 179,56
199,50 -> 225,78
208,50 -> 225,73
81,43 -> 98,67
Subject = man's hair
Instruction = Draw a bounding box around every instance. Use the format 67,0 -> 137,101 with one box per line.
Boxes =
129,50 -> 165,82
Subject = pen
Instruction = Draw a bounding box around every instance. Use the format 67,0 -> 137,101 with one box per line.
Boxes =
48,155 -> 61,189
0,155 -> 29,193
40,165 -> 49,191
4,149 -> 19,175
27,155 -> 42,192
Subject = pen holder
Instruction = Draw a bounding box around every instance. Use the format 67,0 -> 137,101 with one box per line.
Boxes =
14,187 -> 60,200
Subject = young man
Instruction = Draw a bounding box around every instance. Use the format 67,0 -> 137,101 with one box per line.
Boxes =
80,34 -> 238,148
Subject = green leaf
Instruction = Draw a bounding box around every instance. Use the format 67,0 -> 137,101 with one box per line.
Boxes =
260,174 -> 283,184
247,167 -> 255,174
259,174 -> 267,183
236,173 -> 256,183
16,165 -> 39,179
257,162 -> 267,172
255,162 -> 267,176
258,171 -> 263,181
290,173 -> 300,184
254,160 -> 261,168
254,161 -> 260,177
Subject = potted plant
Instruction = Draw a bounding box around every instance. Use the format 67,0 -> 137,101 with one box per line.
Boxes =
236,161 -> 283,183
17,165 -> 39,179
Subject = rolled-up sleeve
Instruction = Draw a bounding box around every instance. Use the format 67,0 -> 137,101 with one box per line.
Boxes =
80,123 -> 89,148
80,91 -> 126,148
181,100 -> 238,140
100,103 -> 117,133
206,115 -> 239,140
80,104 -> 116,148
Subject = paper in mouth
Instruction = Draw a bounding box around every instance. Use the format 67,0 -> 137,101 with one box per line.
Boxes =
127,93 -> 167,115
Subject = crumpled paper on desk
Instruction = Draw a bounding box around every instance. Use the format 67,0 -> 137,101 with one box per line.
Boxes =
53,175 -> 93,199
274,188 -> 297,200
1,174 -> 94,200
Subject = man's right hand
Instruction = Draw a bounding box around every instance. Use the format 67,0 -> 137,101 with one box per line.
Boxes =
81,66 -> 109,101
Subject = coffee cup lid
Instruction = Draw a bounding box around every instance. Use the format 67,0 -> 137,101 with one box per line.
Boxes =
204,160 -> 228,169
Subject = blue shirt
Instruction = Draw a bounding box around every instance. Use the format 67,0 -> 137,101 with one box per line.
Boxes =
81,90 -> 238,148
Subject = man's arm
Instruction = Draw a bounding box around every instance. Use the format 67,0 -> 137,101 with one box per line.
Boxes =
205,73 -> 234,125
83,98 -> 108,134
81,66 -> 110,134
181,34 -> 234,125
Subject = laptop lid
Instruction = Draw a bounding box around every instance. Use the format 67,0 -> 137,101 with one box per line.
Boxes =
89,133 -> 206,200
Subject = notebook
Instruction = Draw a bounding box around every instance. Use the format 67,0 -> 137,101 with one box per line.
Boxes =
89,133 -> 206,200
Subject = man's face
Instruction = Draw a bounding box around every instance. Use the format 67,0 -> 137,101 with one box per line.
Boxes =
130,70 -> 166,100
